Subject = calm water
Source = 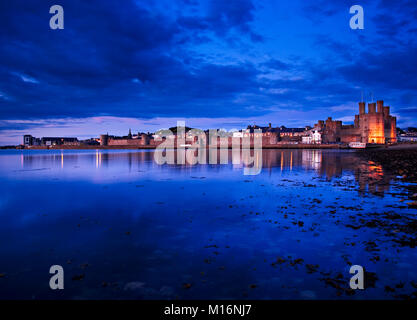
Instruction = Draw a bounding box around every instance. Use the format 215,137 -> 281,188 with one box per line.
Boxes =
0,149 -> 416,299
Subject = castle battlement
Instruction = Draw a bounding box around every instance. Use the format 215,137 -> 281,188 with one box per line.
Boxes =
318,100 -> 397,144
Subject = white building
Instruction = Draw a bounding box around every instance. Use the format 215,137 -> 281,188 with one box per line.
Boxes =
302,136 -> 312,144
312,130 -> 322,144
302,130 -> 322,144
398,135 -> 417,142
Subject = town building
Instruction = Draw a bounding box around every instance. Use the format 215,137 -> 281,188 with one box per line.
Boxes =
23,135 -> 78,146
41,137 -> 79,146
23,135 -> 41,146
398,134 -> 417,142
302,130 -> 322,144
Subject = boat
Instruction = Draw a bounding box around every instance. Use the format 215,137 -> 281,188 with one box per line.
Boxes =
349,142 -> 366,149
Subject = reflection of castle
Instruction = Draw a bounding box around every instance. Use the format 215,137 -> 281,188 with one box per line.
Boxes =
263,150 -> 391,195
19,149 -> 392,196
316,100 -> 397,144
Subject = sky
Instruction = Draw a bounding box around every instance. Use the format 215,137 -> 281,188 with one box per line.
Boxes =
0,0 -> 416,145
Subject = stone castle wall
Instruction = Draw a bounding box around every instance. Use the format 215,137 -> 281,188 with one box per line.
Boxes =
320,100 -> 397,144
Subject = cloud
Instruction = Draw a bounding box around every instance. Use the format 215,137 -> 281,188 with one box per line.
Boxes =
261,59 -> 292,71
11,72 -> 39,84
0,0 -> 267,120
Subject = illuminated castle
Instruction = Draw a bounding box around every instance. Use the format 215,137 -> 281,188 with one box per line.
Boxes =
316,100 -> 397,144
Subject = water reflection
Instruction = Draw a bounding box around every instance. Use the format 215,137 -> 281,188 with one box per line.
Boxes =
1,149 -> 393,196
0,148 -> 413,300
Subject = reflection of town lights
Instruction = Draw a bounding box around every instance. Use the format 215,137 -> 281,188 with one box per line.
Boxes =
280,152 -> 284,172
290,152 -> 293,171
367,161 -> 383,178
61,152 -> 64,169
95,150 -> 101,168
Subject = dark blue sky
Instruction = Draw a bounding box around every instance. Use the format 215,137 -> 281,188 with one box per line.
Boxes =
0,0 -> 416,144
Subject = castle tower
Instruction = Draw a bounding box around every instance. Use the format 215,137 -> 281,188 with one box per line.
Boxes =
382,104 -> 397,144
377,100 -> 384,113
359,102 -> 366,115
366,103 -> 384,143
368,102 -> 376,113
354,114 -> 360,128
383,106 -> 390,119
390,116 -> 397,143
140,133 -> 150,145
100,134 -> 108,146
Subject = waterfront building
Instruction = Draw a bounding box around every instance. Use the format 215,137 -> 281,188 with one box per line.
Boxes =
317,100 -> 397,144
41,137 -> 79,146
398,135 -> 417,142
23,135 -> 77,146
23,135 -> 40,146
302,130 -> 322,144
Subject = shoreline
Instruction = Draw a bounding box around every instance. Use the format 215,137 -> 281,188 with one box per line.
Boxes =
357,144 -> 417,182
357,144 -> 417,207
2,142 -> 416,152
2,143 -> 361,150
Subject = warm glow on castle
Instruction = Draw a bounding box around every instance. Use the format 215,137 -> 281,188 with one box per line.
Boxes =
315,100 -> 397,144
